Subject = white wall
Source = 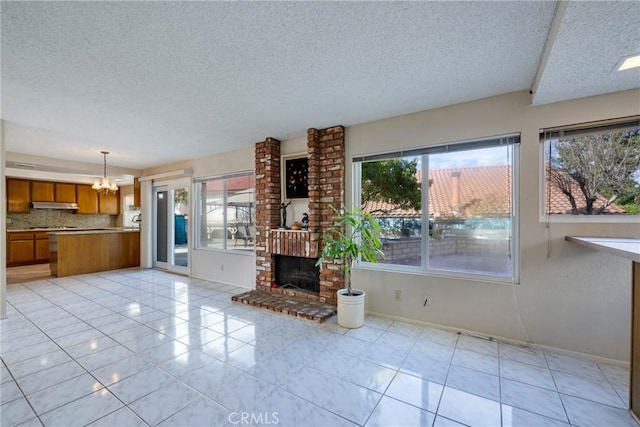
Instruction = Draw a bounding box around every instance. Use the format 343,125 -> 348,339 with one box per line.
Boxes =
347,89 -> 640,361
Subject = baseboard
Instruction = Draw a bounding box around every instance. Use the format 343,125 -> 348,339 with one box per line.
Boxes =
189,272 -> 252,290
365,309 -> 629,368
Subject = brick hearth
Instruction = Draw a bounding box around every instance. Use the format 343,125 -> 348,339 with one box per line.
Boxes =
253,126 -> 345,305
231,290 -> 336,322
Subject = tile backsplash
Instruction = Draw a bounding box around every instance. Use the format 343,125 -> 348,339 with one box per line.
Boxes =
7,209 -> 119,230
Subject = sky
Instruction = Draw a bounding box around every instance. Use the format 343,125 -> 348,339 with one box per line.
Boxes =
410,146 -> 512,170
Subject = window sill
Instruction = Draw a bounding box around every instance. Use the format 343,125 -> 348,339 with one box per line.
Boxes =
539,215 -> 640,224
193,247 -> 255,257
355,262 -> 519,286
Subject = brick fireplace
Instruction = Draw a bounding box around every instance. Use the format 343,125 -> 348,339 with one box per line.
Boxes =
254,126 -> 345,305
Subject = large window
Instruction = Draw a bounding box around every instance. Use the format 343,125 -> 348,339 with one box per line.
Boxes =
542,117 -> 640,218
194,172 -> 255,251
355,135 -> 519,281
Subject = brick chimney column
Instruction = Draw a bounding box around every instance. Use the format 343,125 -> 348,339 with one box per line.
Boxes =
255,137 -> 281,291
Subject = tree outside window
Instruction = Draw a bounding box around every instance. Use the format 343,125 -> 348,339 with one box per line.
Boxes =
544,125 -> 640,216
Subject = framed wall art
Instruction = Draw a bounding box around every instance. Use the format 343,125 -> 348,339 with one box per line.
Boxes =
284,156 -> 308,199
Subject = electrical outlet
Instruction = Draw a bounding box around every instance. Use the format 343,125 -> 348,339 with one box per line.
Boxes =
394,290 -> 401,301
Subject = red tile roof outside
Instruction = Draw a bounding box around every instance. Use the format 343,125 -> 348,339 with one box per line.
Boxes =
362,165 -> 627,219
544,166 -> 626,215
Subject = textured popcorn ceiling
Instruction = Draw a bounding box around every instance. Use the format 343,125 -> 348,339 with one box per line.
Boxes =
531,1 -> 640,105
1,1 -> 637,170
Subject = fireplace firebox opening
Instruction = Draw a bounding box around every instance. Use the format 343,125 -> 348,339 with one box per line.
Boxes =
275,255 -> 320,293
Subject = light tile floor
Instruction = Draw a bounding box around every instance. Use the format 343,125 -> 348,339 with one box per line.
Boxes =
1,269 -> 638,427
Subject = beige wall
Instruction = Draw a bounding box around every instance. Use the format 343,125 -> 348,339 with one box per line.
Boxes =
146,89 -> 640,361
347,89 -> 640,361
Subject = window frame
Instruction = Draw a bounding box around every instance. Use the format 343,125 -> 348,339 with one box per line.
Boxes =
353,136 -> 520,284
193,171 -> 255,255
539,117 -> 640,223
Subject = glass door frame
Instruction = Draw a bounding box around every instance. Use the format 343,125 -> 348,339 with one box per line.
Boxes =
152,178 -> 190,275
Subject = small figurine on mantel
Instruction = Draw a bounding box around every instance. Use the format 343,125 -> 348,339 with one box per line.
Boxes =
301,212 -> 309,230
280,200 -> 292,228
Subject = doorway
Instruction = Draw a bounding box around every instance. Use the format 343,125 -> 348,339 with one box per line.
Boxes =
153,179 -> 189,274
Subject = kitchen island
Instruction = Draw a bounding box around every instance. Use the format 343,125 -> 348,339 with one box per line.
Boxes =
565,236 -> 640,420
49,228 -> 140,277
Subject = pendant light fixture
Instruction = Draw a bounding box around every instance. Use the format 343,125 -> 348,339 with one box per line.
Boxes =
92,151 -> 119,193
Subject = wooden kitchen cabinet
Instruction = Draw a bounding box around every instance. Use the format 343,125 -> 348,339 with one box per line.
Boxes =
7,178 -> 31,213
50,230 -> 140,277
99,190 -> 120,214
119,231 -> 141,268
133,177 -> 141,208
7,232 -> 36,266
7,232 -> 50,266
76,184 -> 99,214
55,183 -> 77,203
31,181 -> 55,202
8,240 -> 35,265
35,233 -> 50,261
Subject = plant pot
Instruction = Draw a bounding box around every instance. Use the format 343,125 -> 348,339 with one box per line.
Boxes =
337,288 -> 365,328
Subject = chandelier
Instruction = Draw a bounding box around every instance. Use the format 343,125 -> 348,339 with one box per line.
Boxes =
92,151 -> 119,193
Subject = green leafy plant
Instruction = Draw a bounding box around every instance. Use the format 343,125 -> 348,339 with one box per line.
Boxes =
316,206 -> 384,295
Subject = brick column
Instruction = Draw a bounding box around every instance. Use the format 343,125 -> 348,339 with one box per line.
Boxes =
255,137 -> 281,291
307,129 -> 322,255
317,126 -> 345,304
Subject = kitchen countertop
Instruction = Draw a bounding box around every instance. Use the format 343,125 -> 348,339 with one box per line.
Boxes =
50,228 -> 140,236
7,227 -> 140,233
565,236 -> 640,263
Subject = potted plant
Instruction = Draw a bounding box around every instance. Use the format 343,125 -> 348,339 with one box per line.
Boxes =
316,206 -> 384,328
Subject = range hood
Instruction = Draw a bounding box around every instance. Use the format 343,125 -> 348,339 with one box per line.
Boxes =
30,202 -> 79,210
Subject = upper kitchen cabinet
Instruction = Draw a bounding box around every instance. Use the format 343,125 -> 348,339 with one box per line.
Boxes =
133,177 -> 141,208
55,183 -> 77,203
7,178 -> 31,213
76,184 -> 99,214
99,190 -> 120,214
31,181 -> 55,202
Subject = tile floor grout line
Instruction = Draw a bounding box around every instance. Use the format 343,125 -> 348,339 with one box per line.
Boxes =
1,354 -> 45,427
543,351 -> 572,425
432,331 -> 462,424
595,358 -> 630,408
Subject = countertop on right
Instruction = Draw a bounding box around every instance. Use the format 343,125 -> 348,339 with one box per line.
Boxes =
565,236 -> 640,263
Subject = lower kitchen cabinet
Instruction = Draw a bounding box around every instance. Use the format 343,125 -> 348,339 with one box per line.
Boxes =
7,232 -> 50,266
8,239 -> 35,265
35,233 -> 50,261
